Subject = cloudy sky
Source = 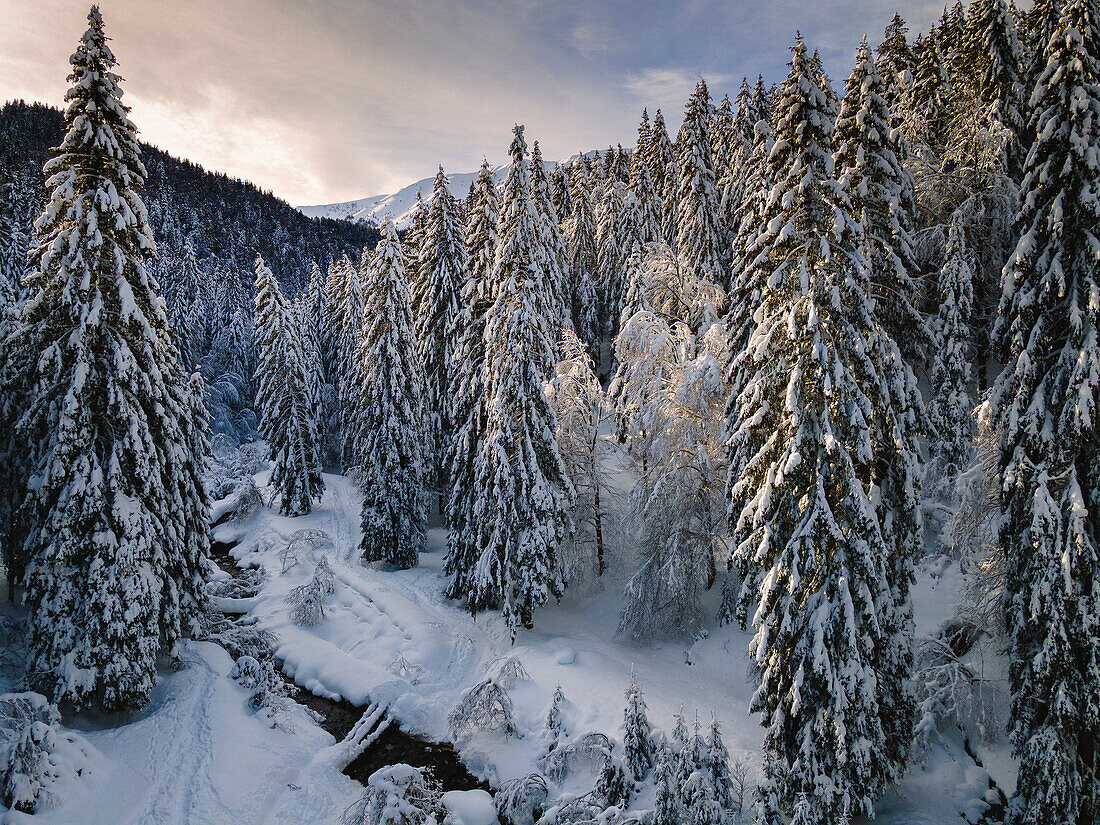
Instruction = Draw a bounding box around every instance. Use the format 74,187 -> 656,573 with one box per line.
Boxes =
1,0 -> 946,207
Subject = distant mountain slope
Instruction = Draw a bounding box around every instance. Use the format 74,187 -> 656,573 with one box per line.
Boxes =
298,167 -> 507,228
0,100 -> 377,293
298,151 -> 601,229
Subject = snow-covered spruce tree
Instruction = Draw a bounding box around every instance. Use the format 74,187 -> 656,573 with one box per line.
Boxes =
928,216 -> 975,486
545,683 -> 567,752
297,263 -> 327,427
674,80 -> 725,290
162,238 -> 203,369
0,176 -> 28,296
464,126 -> 572,634
564,165 -> 600,361
1020,0 -> 1062,90
340,247 -> 372,469
530,140 -> 570,330
626,126 -> 663,249
936,2 -> 970,80
546,327 -> 611,583
834,38 -> 926,366
652,736 -> 679,825
725,118 -> 775,362
0,224 -> 33,594
704,716 -> 734,815
403,190 -> 429,294
595,168 -> 627,354
962,0 -> 1027,175
718,80 -> 755,262
348,222 -> 427,569
646,109 -> 677,246
253,255 -> 325,516
726,38 -> 922,824
985,3 -> 1100,821
622,671 -> 653,781
412,166 -> 466,514
877,13 -> 914,115
444,160 -> 498,600
323,253 -> 353,467
683,767 -> 722,825
906,29 -> 954,151
15,6 -> 208,710
550,164 -> 572,223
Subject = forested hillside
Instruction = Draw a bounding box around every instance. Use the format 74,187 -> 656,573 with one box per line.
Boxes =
0,100 -> 377,439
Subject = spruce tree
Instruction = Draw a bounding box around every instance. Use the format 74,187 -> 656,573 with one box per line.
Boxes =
963,0 -> 1027,174
646,109 -> 677,246
908,29 -> 954,146
704,716 -> 734,815
341,247 -> 371,469
413,166 -> 467,515
546,683 -> 567,752
530,141 -> 570,329
725,118 -> 775,363
622,671 -> 654,781
444,161 -> 499,600
350,223 -> 427,569
834,38 -> 926,365
928,217 -> 975,484
987,2 -> 1100,820
674,80 -> 725,289
595,170 -> 627,351
14,6 -> 208,710
253,255 -> 325,516
652,736 -> 679,825
877,13 -> 914,115
465,126 -> 571,634
726,38 -> 921,825
564,165 -> 600,361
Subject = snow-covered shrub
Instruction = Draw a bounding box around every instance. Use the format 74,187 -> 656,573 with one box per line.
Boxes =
2,719 -> 60,813
341,763 -> 442,825
540,733 -> 612,783
537,792 -> 640,825
448,679 -> 517,740
313,555 -> 336,595
206,565 -> 265,600
229,655 -> 265,690
229,655 -> 294,728
494,773 -> 548,825
279,529 -> 335,573
285,557 -> 337,627
199,611 -> 277,662
209,477 -> 264,525
388,654 -> 424,684
912,619 -> 1007,752
493,656 -> 531,689
0,693 -> 70,814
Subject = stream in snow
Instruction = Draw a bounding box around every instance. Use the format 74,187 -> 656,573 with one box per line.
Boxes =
209,532 -> 488,798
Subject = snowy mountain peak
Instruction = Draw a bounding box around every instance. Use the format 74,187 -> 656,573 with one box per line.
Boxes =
297,151 -> 602,228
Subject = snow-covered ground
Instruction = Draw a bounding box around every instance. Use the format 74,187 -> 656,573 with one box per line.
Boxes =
5,467 -> 1012,824
215,470 -> 1010,824
4,640 -> 363,825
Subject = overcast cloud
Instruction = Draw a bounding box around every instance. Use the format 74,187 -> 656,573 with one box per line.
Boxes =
1,0 -> 946,206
